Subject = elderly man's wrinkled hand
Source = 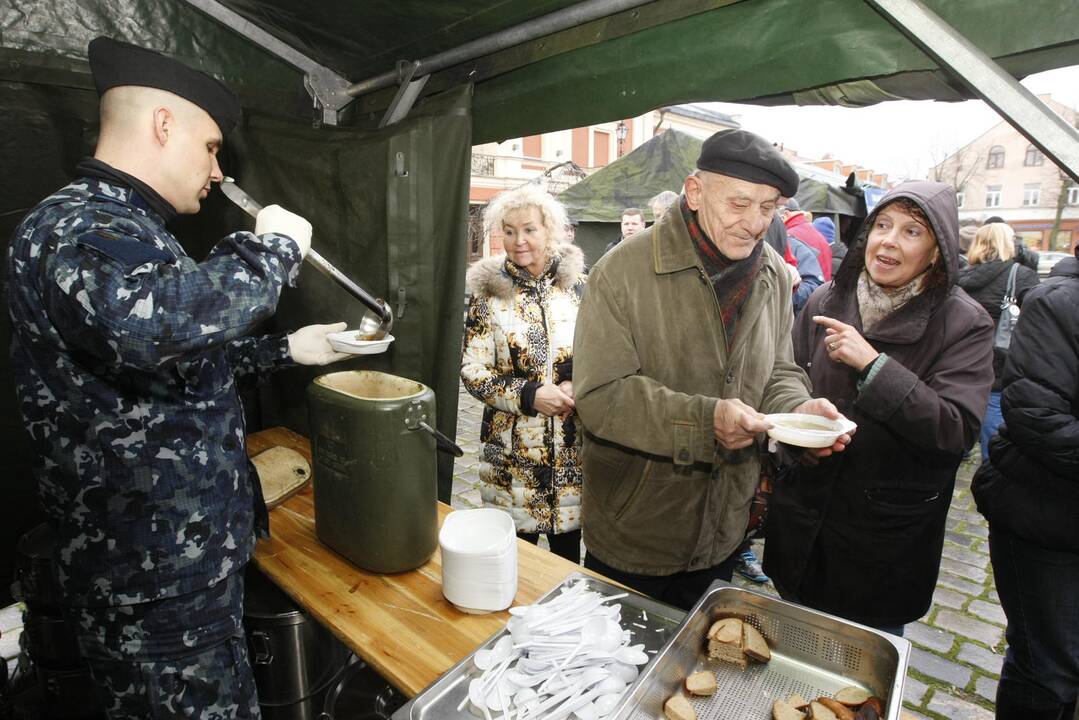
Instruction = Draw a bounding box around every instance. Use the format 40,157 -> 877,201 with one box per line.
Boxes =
791,397 -> 854,458
713,398 -> 770,450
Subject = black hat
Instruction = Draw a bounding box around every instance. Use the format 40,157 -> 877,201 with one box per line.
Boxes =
696,130 -> 799,198
88,37 -> 241,135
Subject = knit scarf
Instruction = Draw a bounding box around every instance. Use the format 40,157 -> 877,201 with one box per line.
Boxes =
680,195 -> 764,344
856,268 -> 929,332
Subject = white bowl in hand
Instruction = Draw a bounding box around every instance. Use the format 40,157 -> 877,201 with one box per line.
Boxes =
764,413 -> 857,448
326,331 -> 394,355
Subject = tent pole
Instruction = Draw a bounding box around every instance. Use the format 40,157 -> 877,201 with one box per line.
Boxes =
344,0 -> 657,99
181,0 -> 353,126
865,0 -> 1079,183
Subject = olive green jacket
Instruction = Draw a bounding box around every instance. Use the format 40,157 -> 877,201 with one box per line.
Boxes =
573,207 -> 811,575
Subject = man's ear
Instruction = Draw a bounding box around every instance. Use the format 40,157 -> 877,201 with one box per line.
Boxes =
684,175 -> 702,211
152,106 -> 174,147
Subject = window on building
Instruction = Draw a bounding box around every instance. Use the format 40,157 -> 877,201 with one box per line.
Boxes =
955,191 -> 965,209
986,145 -> 1005,169
1023,145 -> 1044,166
985,185 -> 1002,208
1068,186 -> 1079,206
1022,183 -> 1041,207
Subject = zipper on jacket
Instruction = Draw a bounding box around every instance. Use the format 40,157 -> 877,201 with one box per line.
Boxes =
537,279 -> 558,525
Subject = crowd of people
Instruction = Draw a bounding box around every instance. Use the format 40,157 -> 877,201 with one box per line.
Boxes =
6,31 -> 1074,719
463,130 -> 1077,719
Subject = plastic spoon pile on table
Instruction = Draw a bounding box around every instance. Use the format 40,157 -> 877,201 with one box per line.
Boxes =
457,581 -> 651,720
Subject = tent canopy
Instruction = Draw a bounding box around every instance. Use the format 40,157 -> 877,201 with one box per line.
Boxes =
558,129 -> 865,223
2,0 -> 1079,142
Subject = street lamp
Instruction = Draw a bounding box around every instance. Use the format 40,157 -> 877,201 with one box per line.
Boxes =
616,120 -> 628,157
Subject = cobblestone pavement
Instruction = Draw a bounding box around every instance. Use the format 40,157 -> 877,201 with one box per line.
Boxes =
451,381 -> 1002,720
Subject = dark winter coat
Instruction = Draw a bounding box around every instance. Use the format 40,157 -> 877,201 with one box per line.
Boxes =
958,259 -> 1039,389
972,256 -> 1079,552
764,181 -> 995,627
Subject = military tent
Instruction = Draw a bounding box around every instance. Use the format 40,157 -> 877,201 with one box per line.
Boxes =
557,128 -> 866,264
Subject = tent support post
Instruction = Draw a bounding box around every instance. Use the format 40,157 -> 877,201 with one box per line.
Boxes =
865,0 -> 1079,182
181,0 -> 353,126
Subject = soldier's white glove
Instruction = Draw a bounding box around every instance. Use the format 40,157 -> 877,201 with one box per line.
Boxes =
287,322 -> 351,366
255,204 -> 312,259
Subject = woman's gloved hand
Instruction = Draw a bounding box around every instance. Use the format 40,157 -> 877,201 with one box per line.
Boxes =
256,204 -> 312,259
287,322 -> 352,365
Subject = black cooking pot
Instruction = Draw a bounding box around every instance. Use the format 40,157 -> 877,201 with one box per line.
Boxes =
244,565 -> 351,720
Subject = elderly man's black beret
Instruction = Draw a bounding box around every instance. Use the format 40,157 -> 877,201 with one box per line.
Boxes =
88,37 -> 241,136
696,129 -> 799,198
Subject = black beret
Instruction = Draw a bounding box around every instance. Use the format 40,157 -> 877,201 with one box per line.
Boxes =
88,37 -> 241,136
696,129 -> 799,198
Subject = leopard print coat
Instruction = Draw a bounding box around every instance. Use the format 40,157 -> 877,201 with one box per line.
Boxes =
461,244 -> 586,534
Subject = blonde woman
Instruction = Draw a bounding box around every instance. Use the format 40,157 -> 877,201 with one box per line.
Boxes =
461,185 -> 586,561
958,223 -> 1039,462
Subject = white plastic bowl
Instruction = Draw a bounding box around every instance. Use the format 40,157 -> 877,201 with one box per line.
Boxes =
440,509 -> 518,613
326,331 -> 394,355
764,413 -> 857,448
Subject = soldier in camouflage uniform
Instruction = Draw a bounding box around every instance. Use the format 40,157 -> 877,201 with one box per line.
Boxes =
5,37 -> 350,718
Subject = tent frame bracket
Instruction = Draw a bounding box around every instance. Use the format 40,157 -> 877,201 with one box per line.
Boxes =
379,61 -> 429,128
865,0 -> 1079,182
181,0 -> 353,126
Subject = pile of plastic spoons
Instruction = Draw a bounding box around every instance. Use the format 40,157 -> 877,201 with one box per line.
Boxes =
457,581 -> 651,720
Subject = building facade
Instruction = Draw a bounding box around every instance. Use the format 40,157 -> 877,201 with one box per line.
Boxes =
467,106 -> 739,260
929,96 -> 1078,252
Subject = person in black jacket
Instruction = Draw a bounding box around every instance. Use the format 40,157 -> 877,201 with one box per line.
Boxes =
957,223 -> 1039,462
972,247 -> 1079,720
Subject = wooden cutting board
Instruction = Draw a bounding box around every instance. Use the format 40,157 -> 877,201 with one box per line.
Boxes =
252,445 -> 311,508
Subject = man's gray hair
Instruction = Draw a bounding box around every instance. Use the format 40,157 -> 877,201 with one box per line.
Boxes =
649,190 -> 679,215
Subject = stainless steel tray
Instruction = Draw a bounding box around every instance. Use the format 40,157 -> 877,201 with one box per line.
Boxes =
391,572 -> 686,720
611,581 -> 911,720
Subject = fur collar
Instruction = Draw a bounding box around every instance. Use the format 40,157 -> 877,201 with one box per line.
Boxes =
466,243 -> 585,300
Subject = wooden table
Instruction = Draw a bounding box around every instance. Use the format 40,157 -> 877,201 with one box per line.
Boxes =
247,427 -> 590,698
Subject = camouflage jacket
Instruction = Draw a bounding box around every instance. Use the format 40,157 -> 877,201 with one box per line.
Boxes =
5,176 -> 302,606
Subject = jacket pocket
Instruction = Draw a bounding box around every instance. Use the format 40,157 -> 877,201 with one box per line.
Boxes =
864,487 -> 941,515
611,459 -> 653,523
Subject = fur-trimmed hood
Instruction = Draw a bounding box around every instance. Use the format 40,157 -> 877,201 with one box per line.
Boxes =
465,243 -> 585,300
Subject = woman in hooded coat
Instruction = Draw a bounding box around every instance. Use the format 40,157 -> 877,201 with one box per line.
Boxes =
764,181 -> 995,633
461,185 -> 587,562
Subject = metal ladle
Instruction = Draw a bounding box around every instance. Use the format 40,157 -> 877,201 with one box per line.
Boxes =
219,178 -> 394,340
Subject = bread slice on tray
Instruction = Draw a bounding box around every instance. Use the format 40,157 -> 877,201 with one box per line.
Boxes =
663,693 -> 696,720
743,622 -> 771,662
706,617 -> 747,669
684,670 -> 717,696
772,699 -> 807,720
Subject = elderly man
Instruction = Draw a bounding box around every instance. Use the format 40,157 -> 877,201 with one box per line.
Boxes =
573,130 -> 849,610
649,190 -> 680,221
5,37 -> 350,717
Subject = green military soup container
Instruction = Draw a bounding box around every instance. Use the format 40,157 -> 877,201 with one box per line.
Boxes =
307,370 -> 447,573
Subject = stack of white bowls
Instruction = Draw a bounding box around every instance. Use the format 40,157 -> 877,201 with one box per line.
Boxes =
439,508 -> 518,614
